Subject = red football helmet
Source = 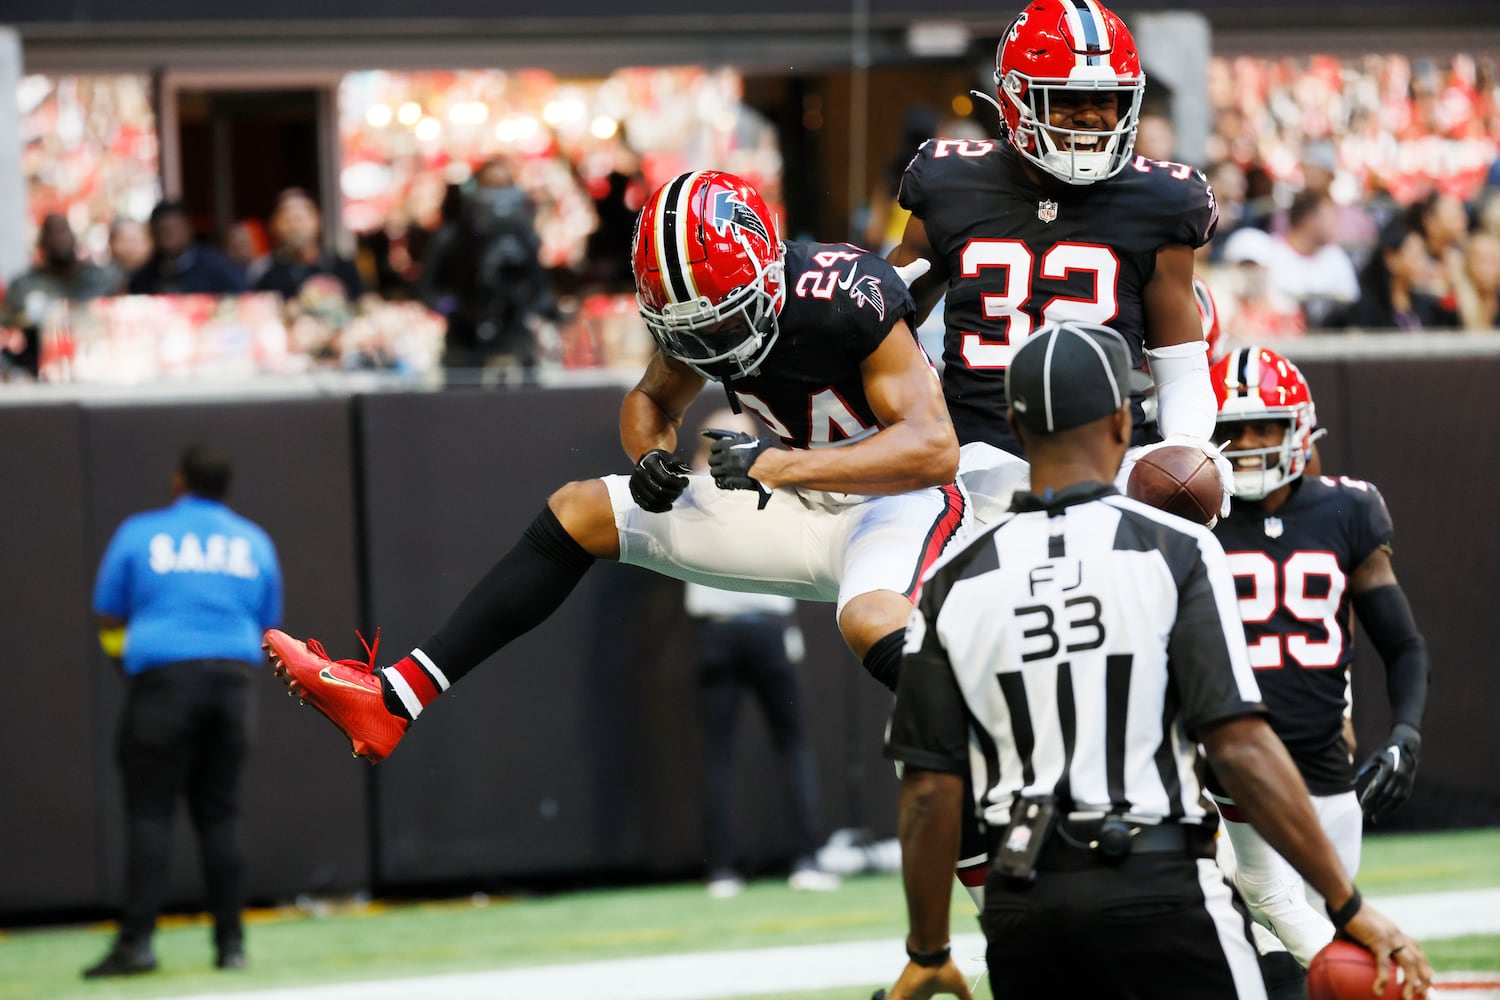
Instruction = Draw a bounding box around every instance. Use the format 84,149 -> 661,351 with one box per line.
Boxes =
1194,274 -> 1224,362
632,170 -> 785,380
1212,346 -> 1317,500
995,0 -> 1145,184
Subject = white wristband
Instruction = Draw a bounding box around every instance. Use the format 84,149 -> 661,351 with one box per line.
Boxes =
1147,340 -> 1215,441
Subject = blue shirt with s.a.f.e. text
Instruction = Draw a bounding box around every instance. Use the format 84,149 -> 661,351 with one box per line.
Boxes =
93,495 -> 283,676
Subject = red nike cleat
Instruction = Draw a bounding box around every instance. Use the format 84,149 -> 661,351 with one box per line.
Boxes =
263,628 -> 409,763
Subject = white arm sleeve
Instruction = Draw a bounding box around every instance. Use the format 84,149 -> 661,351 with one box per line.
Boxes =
1147,340 -> 1216,441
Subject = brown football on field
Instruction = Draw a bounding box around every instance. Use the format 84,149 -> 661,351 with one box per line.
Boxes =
1126,445 -> 1222,525
1307,940 -> 1403,1000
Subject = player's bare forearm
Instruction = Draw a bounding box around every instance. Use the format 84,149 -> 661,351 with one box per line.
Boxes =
898,768 -> 964,952
1202,716 -> 1356,911
1143,244 -> 1203,349
620,352 -> 704,462
754,414 -> 957,494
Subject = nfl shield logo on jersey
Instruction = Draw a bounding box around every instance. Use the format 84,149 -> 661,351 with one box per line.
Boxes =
1263,517 -> 1284,539
1038,200 -> 1058,223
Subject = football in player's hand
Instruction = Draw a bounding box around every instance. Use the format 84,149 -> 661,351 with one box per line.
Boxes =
1126,445 -> 1223,525
1307,940 -> 1402,1000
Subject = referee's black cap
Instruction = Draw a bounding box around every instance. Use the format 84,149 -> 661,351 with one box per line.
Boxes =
1006,321 -> 1133,435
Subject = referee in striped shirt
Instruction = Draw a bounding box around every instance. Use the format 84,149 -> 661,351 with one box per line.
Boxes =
882,322 -> 1432,1000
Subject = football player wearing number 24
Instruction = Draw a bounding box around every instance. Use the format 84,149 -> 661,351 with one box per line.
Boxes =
889,0 -> 1231,525
1205,346 -> 1429,994
263,170 -> 970,770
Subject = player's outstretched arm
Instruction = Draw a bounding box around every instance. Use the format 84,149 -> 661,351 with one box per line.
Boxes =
888,217 -> 948,327
620,351 -> 706,463
751,323 -> 959,495
1349,547 -> 1429,821
1138,243 -> 1232,517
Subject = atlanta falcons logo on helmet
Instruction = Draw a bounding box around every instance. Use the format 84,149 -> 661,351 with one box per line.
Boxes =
847,273 -> 885,320
710,190 -> 771,244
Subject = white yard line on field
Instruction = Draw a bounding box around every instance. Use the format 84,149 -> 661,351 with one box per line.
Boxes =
165,887 -> 1500,1000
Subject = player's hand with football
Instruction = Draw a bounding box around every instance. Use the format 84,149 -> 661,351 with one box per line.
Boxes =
629,449 -> 690,513
1133,433 -> 1236,522
1343,900 -> 1434,999
704,429 -> 775,509
1355,722 -> 1421,822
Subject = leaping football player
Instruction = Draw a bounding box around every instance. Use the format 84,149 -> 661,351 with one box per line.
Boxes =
263,169 -> 967,792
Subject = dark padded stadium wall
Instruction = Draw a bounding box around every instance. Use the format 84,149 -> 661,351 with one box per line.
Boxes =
1335,358 -> 1500,827
0,404 -> 105,914
76,398 -> 370,909
358,387 -> 663,886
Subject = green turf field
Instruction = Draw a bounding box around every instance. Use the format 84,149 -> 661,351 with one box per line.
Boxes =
2,827 -> 1496,1000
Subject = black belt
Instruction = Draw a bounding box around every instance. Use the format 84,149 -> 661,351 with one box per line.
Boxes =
997,820 -> 1216,874
1067,819 -> 1201,851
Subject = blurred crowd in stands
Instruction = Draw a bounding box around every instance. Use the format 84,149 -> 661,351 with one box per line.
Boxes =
1190,53 -> 1500,340
5,52 -> 1500,383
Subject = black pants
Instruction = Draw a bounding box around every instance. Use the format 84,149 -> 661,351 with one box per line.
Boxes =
116,659 -> 253,951
982,842 -> 1266,999
696,617 -> 820,872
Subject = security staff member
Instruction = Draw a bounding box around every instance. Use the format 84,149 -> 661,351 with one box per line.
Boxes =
84,444 -> 282,978
882,322 -> 1432,1000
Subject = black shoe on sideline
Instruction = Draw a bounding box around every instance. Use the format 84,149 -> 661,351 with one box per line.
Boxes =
216,946 -> 247,971
82,944 -> 157,978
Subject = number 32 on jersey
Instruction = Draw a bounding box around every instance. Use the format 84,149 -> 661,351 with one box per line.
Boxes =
959,240 -> 1120,368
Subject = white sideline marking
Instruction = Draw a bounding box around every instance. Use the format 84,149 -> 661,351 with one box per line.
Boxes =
166,888 -> 1500,1000
1376,887 -> 1500,939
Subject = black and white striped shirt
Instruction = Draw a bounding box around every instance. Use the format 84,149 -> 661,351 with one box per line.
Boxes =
887,482 -> 1265,829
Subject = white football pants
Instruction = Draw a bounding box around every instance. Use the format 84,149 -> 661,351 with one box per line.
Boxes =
1213,790 -> 1362,966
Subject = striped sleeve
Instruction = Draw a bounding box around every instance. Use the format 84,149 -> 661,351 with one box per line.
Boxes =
886,598 -> 970,773
1168,530 -> 1266,739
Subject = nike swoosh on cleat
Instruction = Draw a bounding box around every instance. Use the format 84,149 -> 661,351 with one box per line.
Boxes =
318,666 -> 373,692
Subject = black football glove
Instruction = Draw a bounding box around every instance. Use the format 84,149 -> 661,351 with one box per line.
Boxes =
1355,722 -> 1421,822
629,449 -> 690,513
704,429 -> 774,509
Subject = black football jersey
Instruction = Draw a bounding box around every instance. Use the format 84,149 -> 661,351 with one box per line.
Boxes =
1212,475 -> 1394,794
722,241 -> 917,449
900,139 -> 1217,454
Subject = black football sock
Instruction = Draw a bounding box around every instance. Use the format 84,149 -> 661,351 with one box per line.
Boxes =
861,629 -> 905,692
1257,950 -> 1306,1000
378,506 -> 596,720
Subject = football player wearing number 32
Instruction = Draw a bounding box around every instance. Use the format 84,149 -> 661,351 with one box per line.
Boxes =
1207,346 -> 1429,998
263,171 -> 970,772
889,0 -> 1231,524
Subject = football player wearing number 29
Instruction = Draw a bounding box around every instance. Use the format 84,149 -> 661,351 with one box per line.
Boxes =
889,0 -> 1232,525
263,170 -> 970,780
1207,347 -> 1429,1000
